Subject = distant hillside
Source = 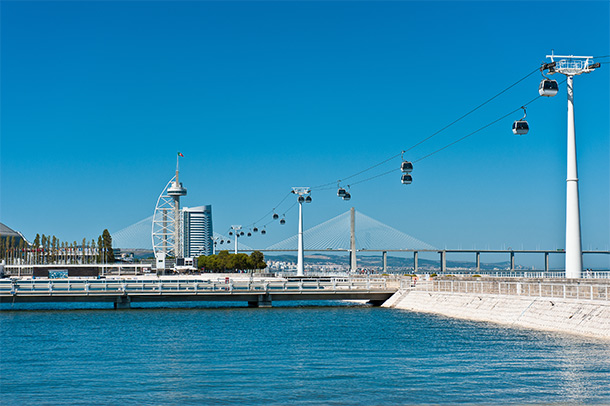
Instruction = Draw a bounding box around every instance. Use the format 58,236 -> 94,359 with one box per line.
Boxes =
123,250 -> 515,270
266,253 -> 513,271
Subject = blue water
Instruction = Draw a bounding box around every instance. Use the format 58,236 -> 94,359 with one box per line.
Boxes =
1,302 -> 609,405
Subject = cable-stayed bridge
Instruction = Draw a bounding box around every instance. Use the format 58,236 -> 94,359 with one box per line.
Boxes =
112,209 -> 434,253
267,209 -> 435,251
112,218 -> 254,252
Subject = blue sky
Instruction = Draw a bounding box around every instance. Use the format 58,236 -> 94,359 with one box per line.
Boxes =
1,1 -> 609,267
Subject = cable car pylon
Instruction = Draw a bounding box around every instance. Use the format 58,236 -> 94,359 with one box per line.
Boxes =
543,52 -> 600,278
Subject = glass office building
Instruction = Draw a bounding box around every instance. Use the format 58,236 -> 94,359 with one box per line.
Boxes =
182,205 -> 213,257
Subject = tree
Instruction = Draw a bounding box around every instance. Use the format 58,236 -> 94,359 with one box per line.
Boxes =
249,251 -> 267,270
33,234 -> 40,264
102,229 -> 114,263
51,236 -> 58,263
97,236 -> 103,263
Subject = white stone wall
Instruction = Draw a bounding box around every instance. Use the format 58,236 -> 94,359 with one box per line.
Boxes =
384,289 -> 610,339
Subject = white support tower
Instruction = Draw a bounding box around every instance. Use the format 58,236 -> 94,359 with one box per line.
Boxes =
230,225 -> 243,254
292,187 -> 312,276
152,155 -> 187,269
545,53 -> 600,279
350,207 -> 357,272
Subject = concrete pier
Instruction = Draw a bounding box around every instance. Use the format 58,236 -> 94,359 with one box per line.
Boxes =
384,277 -> 610,339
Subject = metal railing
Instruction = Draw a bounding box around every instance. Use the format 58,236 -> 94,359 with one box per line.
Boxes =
0,277 -> 391,298
413,279 -> 610,301
423,270 -> 610,279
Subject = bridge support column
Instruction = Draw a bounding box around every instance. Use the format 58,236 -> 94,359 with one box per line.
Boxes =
440,251 -> 446,273
476,252 -> 480,273
114,296 -> 131,310
248,294 -> 272,308
544,252 -> 549,272
414,251 -> 418,273
382,251 -> 387,273
510,251 -> 515,272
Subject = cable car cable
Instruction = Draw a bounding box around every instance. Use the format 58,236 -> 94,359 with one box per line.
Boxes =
344,78 -> 566,187
412,97 -> 541,163
311,66 -> 541,191
228,66 -> 556,232
247,191 -> 292,228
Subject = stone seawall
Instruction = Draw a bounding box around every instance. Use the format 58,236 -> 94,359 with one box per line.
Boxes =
383,283 -> 610,339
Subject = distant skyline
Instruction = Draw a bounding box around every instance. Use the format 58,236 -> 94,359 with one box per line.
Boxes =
1,1 -> 609,268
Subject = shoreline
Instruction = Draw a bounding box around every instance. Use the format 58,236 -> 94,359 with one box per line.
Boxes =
384,278 -> 610,339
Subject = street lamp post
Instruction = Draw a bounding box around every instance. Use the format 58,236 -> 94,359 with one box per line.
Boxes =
292,187 -> 312,276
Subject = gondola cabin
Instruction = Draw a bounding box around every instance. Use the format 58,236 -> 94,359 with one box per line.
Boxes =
401,174 -> 412,184
401,161 -> 413,173
512,120 -> 529,135
539,79 -> 558,97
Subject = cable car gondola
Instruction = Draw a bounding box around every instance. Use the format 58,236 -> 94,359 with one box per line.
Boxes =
280,218 -> 286,225
247,232 -> 252,237
298,196 -> 305,203
228,231 -> 233,236
512,106 -> 529,135
539,79 -> 558,97
401,174 -> 412,185
305,196 -> 312,203
273,213 -> 279,220
261,229 -> 266,235
337,188 -> 346,197
343,193 -> 351,201
401,161 -> 413,173
253,227 -> 258,232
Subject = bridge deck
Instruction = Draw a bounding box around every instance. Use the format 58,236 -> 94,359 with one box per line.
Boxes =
0,277 -> 398,307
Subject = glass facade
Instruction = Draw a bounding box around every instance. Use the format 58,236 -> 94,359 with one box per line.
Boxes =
182,205 -> 213,257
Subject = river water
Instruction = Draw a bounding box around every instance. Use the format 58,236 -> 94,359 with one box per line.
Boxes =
1,302 -> 609,405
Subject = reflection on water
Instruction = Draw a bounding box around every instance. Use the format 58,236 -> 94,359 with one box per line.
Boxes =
1,303 -> 609,405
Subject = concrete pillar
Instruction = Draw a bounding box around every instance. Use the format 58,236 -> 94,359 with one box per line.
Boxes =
440,251 -> 446,273
350,207 -> 357,272
382,251 -> 387,273
476,252 -> 480,273
544,252 -> 549,272
414,251 -> 418,273
114,296 -> 131,309
510,251 -> 515,272
248,293 -> 272,308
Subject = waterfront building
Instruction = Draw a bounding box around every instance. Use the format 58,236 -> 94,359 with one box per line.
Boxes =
0,223 -> 29,246
182,205 -> 213,257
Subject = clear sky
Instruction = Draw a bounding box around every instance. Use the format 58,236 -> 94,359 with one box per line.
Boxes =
1,1 -> 609,267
